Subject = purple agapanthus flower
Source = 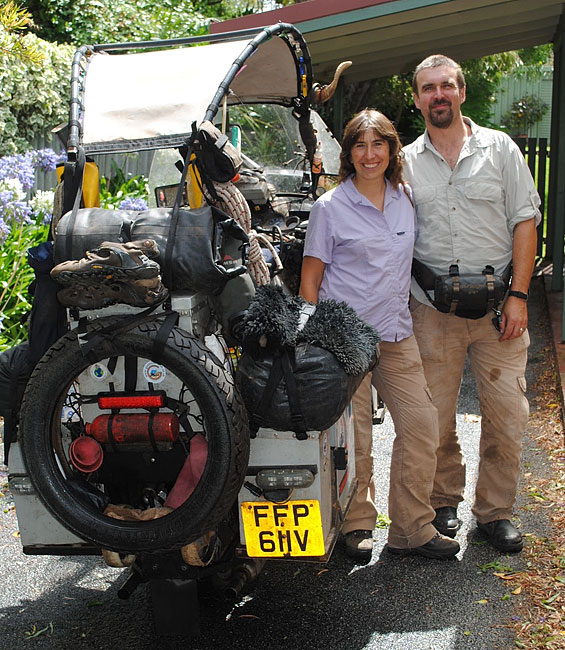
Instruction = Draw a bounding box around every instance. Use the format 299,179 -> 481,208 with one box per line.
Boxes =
4,200 -> 33,225
0,154 -> 35,189
119,197 -> 148,211
29,148 -> 61,173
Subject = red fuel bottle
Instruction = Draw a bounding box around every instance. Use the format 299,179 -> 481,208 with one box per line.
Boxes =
86,413 -> 180,444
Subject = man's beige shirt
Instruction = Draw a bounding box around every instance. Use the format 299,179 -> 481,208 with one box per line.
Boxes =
403,117 -> 541,304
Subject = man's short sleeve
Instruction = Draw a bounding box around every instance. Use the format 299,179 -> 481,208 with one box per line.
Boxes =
503,140 -> 542,232
303,198 -> 335,264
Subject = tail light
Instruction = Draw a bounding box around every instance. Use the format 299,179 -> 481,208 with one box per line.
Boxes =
97,391 -> 166,410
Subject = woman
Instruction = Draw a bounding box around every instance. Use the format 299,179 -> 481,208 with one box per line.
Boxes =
300,109 -> 459,561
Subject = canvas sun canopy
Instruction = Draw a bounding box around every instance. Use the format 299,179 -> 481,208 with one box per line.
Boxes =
79,35 -> 302,154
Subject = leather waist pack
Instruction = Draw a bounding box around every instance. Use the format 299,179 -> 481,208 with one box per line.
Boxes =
412,258 -> 511,319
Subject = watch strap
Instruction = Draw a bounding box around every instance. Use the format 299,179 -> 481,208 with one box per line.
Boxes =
508,290 -> 528,301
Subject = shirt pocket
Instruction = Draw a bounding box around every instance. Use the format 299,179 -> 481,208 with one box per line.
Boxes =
412,185 -> 436,205
463,181 -> 503,202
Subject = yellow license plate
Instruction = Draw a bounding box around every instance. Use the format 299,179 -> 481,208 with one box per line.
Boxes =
241,500 -> 325,558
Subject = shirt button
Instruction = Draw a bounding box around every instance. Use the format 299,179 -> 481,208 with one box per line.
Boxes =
448,181 -> 452,185
452,207 -> 456,210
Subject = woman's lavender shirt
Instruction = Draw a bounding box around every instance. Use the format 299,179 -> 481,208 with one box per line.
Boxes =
303,177 -> 416,342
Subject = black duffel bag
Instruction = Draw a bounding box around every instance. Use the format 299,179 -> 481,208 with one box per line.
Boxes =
235,286 -> 380,438
54,204 -> 249,295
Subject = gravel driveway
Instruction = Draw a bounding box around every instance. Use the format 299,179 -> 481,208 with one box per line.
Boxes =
0,276 -> 554,649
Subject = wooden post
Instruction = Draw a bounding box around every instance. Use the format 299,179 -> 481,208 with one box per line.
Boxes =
551,25 -> 565,298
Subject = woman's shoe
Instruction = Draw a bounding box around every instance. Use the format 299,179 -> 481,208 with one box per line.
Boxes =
344,530 -> 374,562
432,506 -> 461,538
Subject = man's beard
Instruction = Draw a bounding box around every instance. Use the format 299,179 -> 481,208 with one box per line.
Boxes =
428,102 -> 454,128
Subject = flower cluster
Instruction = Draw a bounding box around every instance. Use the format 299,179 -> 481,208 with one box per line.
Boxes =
119,196 -> 148,211
0,148 -> 63,243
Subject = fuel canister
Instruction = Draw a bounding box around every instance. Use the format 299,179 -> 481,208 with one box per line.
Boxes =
86,413 -> 180,444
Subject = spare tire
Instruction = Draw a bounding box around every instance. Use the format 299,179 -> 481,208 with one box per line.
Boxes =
19,316 -> 249,553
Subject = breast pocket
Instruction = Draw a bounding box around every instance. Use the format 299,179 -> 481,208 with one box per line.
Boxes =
464,181 -> 503,203
412,185 -> 437,205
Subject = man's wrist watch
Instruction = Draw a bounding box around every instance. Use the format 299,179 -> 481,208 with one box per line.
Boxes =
508,290 -> 528,301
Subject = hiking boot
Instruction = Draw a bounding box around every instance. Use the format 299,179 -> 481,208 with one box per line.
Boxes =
344,529 -> 374,562
57,274 -> 168,309
387,532 -> 460,559
51,240 -> 161,286
477,519 -> 523,553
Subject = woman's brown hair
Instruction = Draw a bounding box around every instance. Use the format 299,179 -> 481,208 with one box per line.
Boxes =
338,109 -> 405,187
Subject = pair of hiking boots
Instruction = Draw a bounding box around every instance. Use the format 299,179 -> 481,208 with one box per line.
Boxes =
51,239 -> 168,310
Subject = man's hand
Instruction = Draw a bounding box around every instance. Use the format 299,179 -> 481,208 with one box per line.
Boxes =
500,295 -> 528,341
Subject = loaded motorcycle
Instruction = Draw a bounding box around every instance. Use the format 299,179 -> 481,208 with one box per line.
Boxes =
5,23 -> 381,636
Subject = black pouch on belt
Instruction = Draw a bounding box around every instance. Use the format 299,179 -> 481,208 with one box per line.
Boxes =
412,259 -> 511,319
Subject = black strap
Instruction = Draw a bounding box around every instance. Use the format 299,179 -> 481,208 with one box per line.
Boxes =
249,349 -> 308,440
61,147 -> 86,261
163,132 -> 196,290
483,265 -> 496,311
152,311 -> 179,359
77,305 -> 159,358
411,258 -> 440,308
280,349 -> 308,440
147,411 -> 160,454
124,355 -> 138,393
249,351 -> 285,437
107,413 -> 119,453
448,264 -> 460,314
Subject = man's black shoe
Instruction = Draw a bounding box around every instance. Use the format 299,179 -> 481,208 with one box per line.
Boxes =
432,506 -> 461,538
477,519 -> 523,553
387,533 -> 460,559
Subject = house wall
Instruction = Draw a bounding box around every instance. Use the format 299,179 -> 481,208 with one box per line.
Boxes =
490,67 -> 553,138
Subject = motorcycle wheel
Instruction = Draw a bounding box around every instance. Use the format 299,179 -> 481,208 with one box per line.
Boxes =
19,316 -> 249,553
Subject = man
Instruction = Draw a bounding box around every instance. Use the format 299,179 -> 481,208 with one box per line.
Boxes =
402,55 -> 540,553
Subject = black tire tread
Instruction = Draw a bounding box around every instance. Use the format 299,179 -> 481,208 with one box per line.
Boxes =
20,316 -> 249,553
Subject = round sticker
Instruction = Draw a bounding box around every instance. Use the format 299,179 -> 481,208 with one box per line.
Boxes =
143,361 -> 166,384
90,363 -> 108,381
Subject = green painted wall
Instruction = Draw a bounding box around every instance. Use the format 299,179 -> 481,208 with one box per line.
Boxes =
490,67 -> 553,138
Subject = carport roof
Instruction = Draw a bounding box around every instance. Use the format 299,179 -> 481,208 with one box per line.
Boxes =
210,0 -> 563,83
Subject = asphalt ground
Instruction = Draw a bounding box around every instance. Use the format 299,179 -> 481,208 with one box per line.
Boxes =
0,275 -> 556,649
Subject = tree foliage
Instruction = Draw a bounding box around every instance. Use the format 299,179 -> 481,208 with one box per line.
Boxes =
0,0 -> 42,62
21,0 -> 211,45
0,26 -> 73,154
